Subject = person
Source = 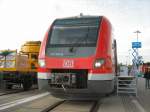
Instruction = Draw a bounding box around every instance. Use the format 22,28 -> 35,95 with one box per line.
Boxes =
144,68 -> 150,89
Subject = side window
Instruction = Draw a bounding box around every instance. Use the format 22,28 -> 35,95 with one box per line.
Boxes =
31,54 -> 38,60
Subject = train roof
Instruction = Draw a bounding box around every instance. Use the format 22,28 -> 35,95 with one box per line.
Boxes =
53,15 -> 108,27
53,15 -> 111,27
56,15 -> 103,20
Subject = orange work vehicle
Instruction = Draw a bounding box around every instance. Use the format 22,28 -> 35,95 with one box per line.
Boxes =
0,41 -> 41,90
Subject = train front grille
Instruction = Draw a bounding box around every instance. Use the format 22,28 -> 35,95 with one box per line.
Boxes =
48,69 -> 88,89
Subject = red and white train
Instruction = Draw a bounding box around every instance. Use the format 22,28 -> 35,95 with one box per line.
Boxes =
38,15 -> 117,99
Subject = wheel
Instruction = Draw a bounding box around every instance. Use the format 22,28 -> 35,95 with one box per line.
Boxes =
6,84 -> 13,89
22,75 -> 32,91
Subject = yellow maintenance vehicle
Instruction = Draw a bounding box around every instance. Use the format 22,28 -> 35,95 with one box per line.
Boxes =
0,41 -> 41,90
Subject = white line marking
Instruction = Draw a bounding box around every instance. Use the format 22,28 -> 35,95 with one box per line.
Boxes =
0,92 -> 49,110
132,99 -> 146,112
130,96 -> 146,112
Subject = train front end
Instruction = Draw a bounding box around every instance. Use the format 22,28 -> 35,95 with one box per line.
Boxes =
38,16 -> 116,99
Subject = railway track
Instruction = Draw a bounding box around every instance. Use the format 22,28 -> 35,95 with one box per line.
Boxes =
41,100 -> 66,112
0,89 -> 24,96
0,87 -> 37,96
90,100 -> 100,112
42,100 -> 100,112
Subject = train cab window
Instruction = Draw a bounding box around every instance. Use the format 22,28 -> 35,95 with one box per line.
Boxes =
48,17 -> 101,47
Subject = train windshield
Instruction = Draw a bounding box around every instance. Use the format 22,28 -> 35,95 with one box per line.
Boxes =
48,17 -> 100,47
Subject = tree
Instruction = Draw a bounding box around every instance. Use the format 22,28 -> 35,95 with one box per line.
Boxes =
0,50 -> 13,68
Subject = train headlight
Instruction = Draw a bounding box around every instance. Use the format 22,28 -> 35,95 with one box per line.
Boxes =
94,59 -> 105,68
38,59 -> 45,67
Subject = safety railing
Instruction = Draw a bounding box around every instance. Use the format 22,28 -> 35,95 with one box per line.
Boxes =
117,76 -> 137,96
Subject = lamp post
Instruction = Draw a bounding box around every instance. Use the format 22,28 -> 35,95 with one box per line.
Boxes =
134,30 -> 141,42
132,30 -> 142,77
128,49 -> 131,65
133,30 -> 141,66
126,56 -> 128,66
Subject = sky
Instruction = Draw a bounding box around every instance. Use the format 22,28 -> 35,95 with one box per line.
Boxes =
0,0 -> 150,64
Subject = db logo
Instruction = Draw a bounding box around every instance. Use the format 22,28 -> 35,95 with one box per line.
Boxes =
63,60 -> 74,68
